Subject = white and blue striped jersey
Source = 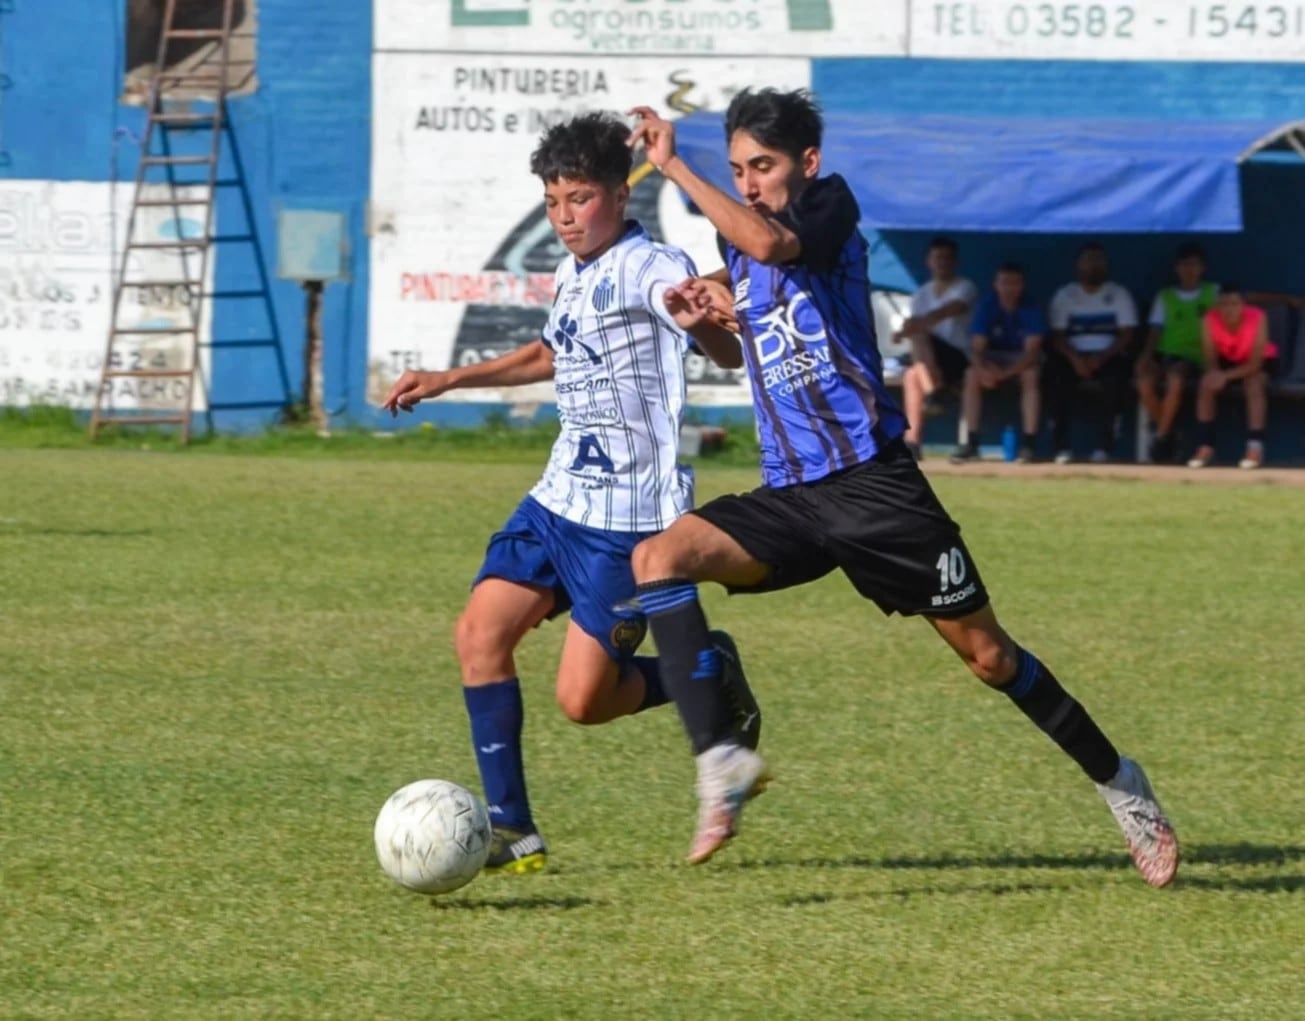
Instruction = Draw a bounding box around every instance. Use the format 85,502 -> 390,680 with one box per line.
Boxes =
529,222 -> 697,533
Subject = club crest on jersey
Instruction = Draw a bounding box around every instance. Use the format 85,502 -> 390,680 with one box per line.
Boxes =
548,313 -> 601,365
591,276 -> 616,313
610,616 -> 647,654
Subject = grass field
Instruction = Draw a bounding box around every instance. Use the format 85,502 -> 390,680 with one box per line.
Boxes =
2,448 -> 1302,1019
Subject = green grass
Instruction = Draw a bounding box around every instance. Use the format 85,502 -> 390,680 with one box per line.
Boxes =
1,450 -> 1301,1019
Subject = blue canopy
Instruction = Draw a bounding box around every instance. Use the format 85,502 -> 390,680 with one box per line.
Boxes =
672,114 -> 1305,234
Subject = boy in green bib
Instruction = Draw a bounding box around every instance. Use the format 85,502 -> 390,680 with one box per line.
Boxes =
1136,244 -> 1218,463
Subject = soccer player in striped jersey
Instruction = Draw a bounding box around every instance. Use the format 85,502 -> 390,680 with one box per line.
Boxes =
381,113 -> 758,875
626,91 -> 1179,887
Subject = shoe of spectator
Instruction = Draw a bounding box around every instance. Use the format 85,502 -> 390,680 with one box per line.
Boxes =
1238,442 -> 1264,470
1017,444 -> 1036,464
1148,433 -> 1175,465
1089,449 -> 1110,464
1187,445 -> 1215,468
949,443 -> 980,464
1053,450 -> 1074,465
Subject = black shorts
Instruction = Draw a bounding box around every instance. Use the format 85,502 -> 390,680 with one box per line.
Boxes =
928,335 -> 970,387
1157,353 -> 1202,376
692,440 -> 990,619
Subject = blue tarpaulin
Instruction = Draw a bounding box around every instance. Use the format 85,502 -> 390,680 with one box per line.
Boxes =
672,114 -> 1305,234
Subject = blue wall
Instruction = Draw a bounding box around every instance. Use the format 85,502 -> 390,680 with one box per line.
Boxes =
0,0 -> 371,430
3,10 -> 1304,443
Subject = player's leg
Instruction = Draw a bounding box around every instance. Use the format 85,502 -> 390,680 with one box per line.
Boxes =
633,494 -> 833,863
1043,348 -> 1077,462
1152,361 -> 1188,462
1135,357 -> 1162,426
1095,355 -> 1132,458
455,576 -> 556,873
1018,363 -> 1041,460
1240,369 -> 1268,468
823,444 -> 1177,887
902,363 -> 928,454
951,365 -> 982,463
908,331 -> 943,395
1188,367 -> 1222,466
927,605 -> 1179,887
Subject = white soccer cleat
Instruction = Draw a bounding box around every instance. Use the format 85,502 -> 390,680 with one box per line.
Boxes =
687,743 -> 770,865
1096,756 -> 1180,888
1054,450 -> 1074,465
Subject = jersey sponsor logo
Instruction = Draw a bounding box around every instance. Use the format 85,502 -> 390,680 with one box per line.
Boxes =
569,433 -> 616,474
750,290 -> 838,396
547,312 -> 602,365
591,275 -> 616,313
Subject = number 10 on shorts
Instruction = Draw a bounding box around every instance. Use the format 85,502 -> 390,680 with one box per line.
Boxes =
936,547 -> 966,592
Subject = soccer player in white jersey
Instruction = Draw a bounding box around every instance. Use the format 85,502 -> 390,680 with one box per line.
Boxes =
381,113 -> 758,873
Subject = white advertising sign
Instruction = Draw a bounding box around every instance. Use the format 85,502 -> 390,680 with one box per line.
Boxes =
911,1 -> 1305,61
376,0 -> 906,57
0,180 -> 211,411
368,54 -> 811,407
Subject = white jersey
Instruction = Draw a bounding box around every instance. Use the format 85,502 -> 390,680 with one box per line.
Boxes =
1050,281 -> 1138,353
910,277 -> 977,351
529,223 -> 697,533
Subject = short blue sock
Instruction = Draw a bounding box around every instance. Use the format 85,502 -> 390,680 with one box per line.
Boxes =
632,655 -> 669,713
463,678 -> 533,832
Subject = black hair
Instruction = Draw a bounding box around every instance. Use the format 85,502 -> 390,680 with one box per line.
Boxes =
928,236 -> 959,255
1076,241 -> 1106,257
724,88 -> 822,161
1175,242 -> 1206,262
1219,281 -> 1242,294
529,112 -> 632,187
996,261 -> 1025,276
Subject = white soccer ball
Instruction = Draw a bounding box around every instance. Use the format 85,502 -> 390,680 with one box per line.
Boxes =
373,779 -> 492,895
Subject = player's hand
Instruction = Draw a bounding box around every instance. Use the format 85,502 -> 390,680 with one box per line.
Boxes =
628,106 -> 677,171
380,370 -> 452,416
689,276 -> 739,332
1072,354 -> 1094,379
1204,369 -> 1227,391
978,365 -> 1001,389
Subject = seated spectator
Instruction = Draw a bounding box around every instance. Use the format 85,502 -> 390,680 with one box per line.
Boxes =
951,263 -> 1045,464
897,237 -> 977,457
1045,242 -> 1137,463
1136,243 -> 1218,463
1187,285 -> 1278,470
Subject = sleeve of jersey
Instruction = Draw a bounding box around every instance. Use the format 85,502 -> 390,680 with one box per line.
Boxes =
636,249 -> 700,344
775,175 -> 860,273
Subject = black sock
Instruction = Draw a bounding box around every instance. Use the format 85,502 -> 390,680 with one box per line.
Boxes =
1248,428 -> 1266,444
998,647 -> 1121,783
631,655 -> 668,713
636,579 -> 734,754
1022,432 -> 1037,449
1196,420 -> 1216,447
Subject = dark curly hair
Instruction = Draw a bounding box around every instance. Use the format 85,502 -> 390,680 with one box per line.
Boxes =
529,112 -> 632,187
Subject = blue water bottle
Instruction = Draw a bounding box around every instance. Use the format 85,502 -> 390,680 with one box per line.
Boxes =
1002,425 -> 1019,462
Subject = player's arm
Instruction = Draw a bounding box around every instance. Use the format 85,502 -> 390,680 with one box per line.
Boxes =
1101,292 -> 1138,361
380,340 -> 554,416
1223,317 -> 1270,381
921,299 -> 972,329
629,107 -> 801,266
1005,334 -> 1043,379
663,278 -> 743,369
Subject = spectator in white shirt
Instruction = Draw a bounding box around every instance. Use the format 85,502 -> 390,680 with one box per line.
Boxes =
896,237 -> 978,457
1045,243 -> 1138,463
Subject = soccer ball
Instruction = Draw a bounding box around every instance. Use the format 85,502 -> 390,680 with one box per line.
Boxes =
373,779 -> 492,895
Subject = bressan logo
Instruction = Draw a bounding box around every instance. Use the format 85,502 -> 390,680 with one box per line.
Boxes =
452,0 -> 834,32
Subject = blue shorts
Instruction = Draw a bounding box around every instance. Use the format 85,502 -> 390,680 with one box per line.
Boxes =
473,497 -> 653,662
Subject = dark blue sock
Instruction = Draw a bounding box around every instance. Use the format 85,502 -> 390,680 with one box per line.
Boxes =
463,678 -> 533,832
632,655 -> 669,713
998,647 -> 1120,783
